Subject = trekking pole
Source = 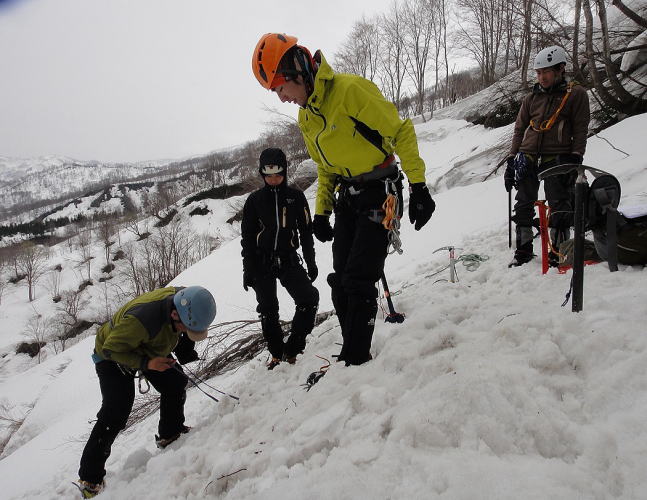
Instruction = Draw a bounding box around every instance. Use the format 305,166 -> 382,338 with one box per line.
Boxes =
508,190 -> 512,249
571,166 -> 588,312
380,272 -> 405,323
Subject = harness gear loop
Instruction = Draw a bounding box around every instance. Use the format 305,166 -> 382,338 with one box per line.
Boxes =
529,81 -> 576,132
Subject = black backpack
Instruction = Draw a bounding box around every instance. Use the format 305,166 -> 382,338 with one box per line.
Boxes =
587,173 -> 647,270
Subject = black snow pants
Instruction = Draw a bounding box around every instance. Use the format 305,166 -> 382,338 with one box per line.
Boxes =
329,181 -> 390,365
513,156 -> 574,257
78,359 -> 187,484
253,254 -> 319,359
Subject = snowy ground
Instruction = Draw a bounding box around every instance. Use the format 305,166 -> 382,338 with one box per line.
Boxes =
0,112 -> 646,499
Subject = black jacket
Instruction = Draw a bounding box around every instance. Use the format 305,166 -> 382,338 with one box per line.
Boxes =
241,182 -> 315,274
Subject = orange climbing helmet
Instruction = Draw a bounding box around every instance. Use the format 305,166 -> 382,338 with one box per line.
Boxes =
252,33 -> 298,89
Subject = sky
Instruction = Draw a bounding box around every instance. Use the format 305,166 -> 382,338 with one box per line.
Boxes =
0,105 -> 646,498
0,0 -> 395,162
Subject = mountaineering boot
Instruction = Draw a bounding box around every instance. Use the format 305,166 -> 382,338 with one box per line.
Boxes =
328,273 -> 349,362
155,425 -> 191,449
73,479 -> 105,498
508,241 -> 534,268
343,295 -> 378,366
267,357 -> 281,370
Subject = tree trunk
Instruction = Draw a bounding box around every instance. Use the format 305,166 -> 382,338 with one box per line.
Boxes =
611,0 -> 647,28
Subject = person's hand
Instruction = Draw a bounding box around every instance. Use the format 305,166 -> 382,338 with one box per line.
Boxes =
243,270 -> 255,291
408,183 -> 435,231
306,261 -> 318,282
147,357 -> 176,372
559,153 -> 583,165
313,215 -> 334,242
504,155 -> 516,192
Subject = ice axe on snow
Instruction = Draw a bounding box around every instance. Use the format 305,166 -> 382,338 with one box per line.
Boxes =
380,272 -> 405,323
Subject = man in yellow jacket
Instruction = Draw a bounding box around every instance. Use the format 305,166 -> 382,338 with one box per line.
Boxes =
253,34 -> 435,365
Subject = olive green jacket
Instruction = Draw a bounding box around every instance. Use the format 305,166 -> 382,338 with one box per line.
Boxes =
298,52 -> 426,216
95,287 -> 181,370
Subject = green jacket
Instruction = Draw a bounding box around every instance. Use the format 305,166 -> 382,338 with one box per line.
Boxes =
95,287 -> 181,370
298,53 -> 426,216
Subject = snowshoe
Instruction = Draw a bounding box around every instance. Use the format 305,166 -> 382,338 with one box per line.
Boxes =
72,479 -> 105,498
155,425 -> 191,449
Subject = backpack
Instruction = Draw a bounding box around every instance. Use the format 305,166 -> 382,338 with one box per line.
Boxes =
587,173 -> 647,269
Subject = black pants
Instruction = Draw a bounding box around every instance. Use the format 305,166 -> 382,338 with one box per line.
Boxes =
78,360 -> 187,484
329,185 -> 389,365
514,157 -> 574,254
253,259 -> 319,359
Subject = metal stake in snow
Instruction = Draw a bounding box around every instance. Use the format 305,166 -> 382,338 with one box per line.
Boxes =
433,246 -> 463,283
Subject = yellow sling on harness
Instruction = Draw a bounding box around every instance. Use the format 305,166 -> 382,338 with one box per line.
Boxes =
530,81 -> 576,132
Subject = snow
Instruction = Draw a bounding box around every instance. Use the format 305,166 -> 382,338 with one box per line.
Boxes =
0,112 -> 646,500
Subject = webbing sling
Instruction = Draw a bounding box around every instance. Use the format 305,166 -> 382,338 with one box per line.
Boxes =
530,81 -> 576,132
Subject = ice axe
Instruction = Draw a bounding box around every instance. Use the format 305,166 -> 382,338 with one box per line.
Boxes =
433,245 -> 463,283
380,272 -> 405,323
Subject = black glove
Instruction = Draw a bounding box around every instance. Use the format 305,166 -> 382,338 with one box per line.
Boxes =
243,269 -> 255,291
504,155 -> 516,192
558,153 -> 583,165
173,333 -> 199,364
313,215 -> 334,242
408,183 -> 435,231
306,261 -> 318,282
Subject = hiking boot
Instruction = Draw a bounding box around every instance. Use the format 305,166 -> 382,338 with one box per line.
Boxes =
73,479 -> 105,498
267,357 -> 281,370
508,251 -> 534,268
282,350 -> 302,365
155,425 -> 191,449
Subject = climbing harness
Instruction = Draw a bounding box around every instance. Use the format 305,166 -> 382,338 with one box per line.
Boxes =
530,81 -> 576,132
302,355 -> 331,391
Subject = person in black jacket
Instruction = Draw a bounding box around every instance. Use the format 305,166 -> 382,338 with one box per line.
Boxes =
241,148 -> 319,369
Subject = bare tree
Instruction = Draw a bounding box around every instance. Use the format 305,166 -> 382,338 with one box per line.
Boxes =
379,1 -> 409,110
75,229 -> 94,282
96,216 -> 115,266
335,15 -> 382,80
402,0 -> 435,119
23,314 -> 47,363
582,0 -> 647,115
456,0 -> 508,86
16,243 -> 48,301
46,265 -> 62,301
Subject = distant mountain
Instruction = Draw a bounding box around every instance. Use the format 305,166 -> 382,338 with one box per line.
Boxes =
0,153 -> 220,223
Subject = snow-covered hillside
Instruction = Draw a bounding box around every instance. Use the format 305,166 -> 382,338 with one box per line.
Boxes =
0,112 -> 646,499
0,152 -> 221,223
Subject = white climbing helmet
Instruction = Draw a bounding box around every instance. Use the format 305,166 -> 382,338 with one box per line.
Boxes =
534,46 -> 567,70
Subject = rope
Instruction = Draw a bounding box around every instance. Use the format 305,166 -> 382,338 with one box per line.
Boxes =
530,81 -> 575,132
456,253 -> 489,271
382,183 -> 403,255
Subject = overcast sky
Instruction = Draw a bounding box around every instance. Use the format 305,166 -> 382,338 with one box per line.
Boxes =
0,0 -> 395,162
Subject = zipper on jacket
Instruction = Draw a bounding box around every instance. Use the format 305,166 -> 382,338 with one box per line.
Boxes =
282,207 -> 287,228
307,105 -> 337,169
273,190 -> 279,252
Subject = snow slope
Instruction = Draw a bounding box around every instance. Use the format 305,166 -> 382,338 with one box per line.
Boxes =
0,113 -> 646,499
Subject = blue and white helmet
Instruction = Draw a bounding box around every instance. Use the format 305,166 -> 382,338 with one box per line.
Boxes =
173,286 -> 216,341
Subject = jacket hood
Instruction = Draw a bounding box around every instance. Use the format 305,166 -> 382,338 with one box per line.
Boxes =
306,50 -> 334,108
